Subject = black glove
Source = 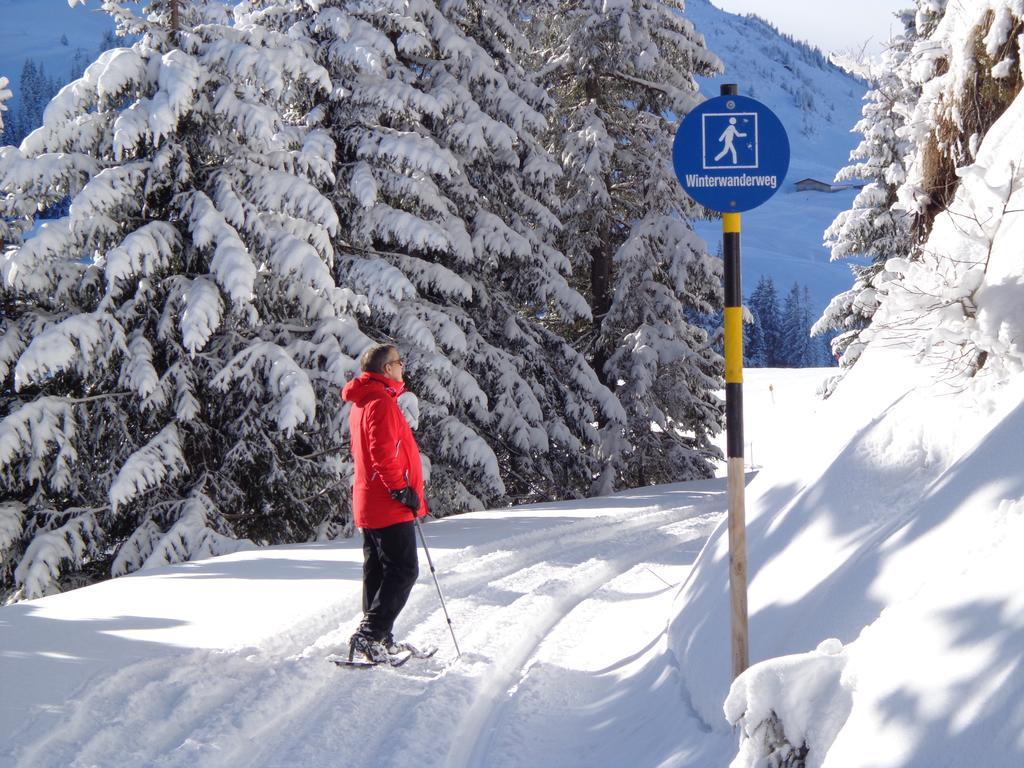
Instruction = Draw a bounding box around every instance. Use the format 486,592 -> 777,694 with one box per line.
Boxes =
390,486 -> 420,513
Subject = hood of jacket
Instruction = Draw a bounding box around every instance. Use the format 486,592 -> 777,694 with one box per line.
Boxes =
341,372 -> 406,407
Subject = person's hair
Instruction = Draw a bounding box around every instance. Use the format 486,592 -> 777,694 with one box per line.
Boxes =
360,343 -> 397,374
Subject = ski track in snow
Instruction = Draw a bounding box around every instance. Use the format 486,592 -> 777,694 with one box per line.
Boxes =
447,516 -> 718,768
9,497 -> 724,768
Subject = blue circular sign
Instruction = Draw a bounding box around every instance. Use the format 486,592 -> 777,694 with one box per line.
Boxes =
673,94 -> 790,213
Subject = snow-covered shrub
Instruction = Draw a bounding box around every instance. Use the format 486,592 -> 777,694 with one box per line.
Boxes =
861,1 -> 1024,381
734,713 -> 808,768
726,639 -> 853,768
865,88 -> 1024,380
0,0 -> 365,600
897,1 -> 1023,238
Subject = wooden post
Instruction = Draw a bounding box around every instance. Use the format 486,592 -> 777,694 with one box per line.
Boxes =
721,83 -> 749,682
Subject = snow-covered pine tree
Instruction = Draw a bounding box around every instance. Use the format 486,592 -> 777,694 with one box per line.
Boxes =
748,275 -> 782,367
802,286 -> 823,366
541,0 -> 725,490
779,283 -> 808,368
239,0 -> 621,510
438,0 -> 633,502
0,0 -> 367,600
13,59 -> 40,145
743,308 -> 767,368
70,48 -> 92,82
14,59 -> 61,147
813,9 -> 918,368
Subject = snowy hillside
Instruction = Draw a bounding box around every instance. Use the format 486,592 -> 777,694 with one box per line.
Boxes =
674,358 -> 1024,766
687,0 -> 869,316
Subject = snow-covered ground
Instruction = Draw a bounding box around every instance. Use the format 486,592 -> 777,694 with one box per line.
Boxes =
4,3 -> 1024,766
679,352 -> 1024,766
0,368 -> 820,767
1,481 -> 730,767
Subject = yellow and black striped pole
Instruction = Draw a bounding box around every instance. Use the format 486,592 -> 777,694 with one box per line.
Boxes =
723,208 -> 748,681
721,81 -> 748,681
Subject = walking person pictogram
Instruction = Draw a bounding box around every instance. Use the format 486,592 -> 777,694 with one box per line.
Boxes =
714,117 -> 747,164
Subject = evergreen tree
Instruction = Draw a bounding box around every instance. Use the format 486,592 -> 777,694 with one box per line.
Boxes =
780,282 -> 810,367
14,59 -> 39,143
238,0 -> 622,510
70,49 -> 92,82
98,28 -> 125,54
748,275 -> 782,366
814,9 -> 918,367
542,0 -> 725,490
819,331 -> 838,367
743,305 -> 768,368
801,286 -> 819,366
15,59 -> 60,143
0,0 -> 360,600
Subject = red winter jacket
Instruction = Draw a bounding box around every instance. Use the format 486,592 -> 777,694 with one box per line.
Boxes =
342,372 -> 428,529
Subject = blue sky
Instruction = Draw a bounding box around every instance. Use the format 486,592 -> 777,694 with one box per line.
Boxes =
710,0 -> 908,55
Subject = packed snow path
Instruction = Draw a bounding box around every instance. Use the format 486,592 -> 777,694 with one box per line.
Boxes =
4,482 -> 730,768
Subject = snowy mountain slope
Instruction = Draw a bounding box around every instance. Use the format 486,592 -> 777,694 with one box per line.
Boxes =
675,353 -> 1024,766
685,0 -> 869,316
0,0 -> 114,110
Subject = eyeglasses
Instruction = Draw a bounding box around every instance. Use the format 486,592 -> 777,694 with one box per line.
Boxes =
385,357 -> 403,368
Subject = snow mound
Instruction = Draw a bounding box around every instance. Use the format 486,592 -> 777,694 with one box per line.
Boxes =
726,638 -> 852,768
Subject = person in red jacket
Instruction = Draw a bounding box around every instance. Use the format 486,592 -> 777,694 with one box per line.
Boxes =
341,343 -> 428,662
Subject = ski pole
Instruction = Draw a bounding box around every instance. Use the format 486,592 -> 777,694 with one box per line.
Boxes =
413,514 -> 462,659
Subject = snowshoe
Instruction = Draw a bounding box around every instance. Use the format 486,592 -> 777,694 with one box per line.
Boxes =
327,632 -> 414,668
328,649 -> 413,669
384,636 -> 438,659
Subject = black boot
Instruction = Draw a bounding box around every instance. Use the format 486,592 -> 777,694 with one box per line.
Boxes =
349,630 -> 389,663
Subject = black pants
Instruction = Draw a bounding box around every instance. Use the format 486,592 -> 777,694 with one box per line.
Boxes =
360,520 -> 419,640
